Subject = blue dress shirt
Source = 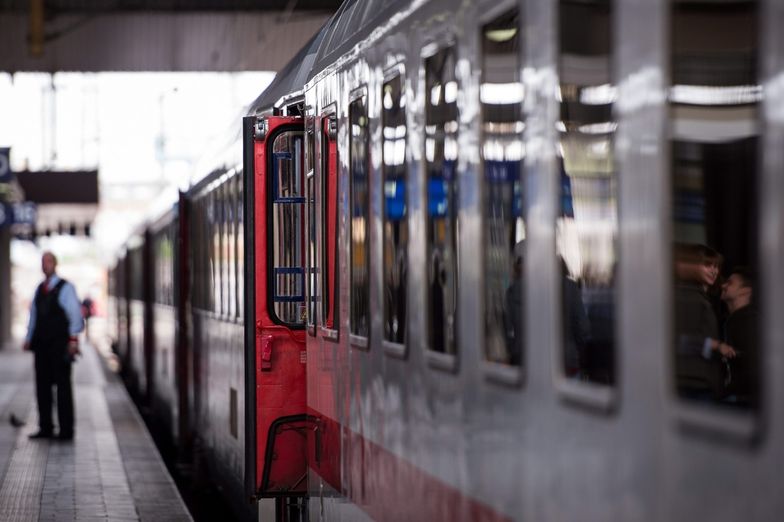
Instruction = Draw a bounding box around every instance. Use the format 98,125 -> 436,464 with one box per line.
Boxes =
25,275 -> 84,343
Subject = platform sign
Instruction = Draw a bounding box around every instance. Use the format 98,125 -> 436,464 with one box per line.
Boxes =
0,148 -> 10,183
12,202 -> 36,225
0,202 -> 36,229
0,203 -> 9,227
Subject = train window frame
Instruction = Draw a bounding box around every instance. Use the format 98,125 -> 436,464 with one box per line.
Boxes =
319,104 -> 340,343
266,124 -> 307,330
305,114 -> 318,337
666,0 -> 760,443
478,5 -> 526,388
349,85 -> 370,351
229,171 -> 240,323
236,173 -> 244,320
219,174 -> 231,320
550,0 -> 618,413
234,173 -> 245,323
208,187 -> 217,315
381,63 -> 409,360
421,38 -> 460,374
218,178 -> 225,318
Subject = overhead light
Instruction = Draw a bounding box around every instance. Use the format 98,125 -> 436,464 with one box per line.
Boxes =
485,28 -> 517,43
669,84 -> 762,105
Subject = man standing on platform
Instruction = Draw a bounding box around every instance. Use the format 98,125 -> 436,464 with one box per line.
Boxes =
23,251 -> 83,440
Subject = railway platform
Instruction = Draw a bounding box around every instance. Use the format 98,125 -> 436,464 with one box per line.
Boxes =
0,339 -> 192,522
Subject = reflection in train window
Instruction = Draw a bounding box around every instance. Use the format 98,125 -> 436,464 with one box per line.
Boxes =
192,197 -> 203,310
321,114 -> 339,331
305,118 -> 318,332
229,175 -> 238,319
670,0 -> 759,409
349,96 -> 370,338
159,225 -> 174,306
210,189 -> 219,314
382,73 -> 408,346
224,180 -> 233,318
425,45 -> 459,356
271,130 -> 306,326
237,175 -> 244,319
218,184 -> 226,315
482,9 -> 523,367
557,0 -> 616,385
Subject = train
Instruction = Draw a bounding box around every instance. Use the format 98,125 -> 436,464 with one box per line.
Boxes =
107,0 -> 784,520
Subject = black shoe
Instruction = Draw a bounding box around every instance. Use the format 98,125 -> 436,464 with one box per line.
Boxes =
57,432 -> 74,441
28,430 -> 53,439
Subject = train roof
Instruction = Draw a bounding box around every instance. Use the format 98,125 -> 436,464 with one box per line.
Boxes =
247,26 -> 328,115
307,0 -> 408,79
248,0 -> 408,114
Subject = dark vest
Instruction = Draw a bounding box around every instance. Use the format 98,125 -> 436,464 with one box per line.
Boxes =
30,279 -> 69,352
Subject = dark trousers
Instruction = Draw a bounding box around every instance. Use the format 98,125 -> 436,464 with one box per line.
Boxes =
34,350 -> 74,435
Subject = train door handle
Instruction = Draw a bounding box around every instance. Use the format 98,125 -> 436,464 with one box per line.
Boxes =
259,334 -> 274,371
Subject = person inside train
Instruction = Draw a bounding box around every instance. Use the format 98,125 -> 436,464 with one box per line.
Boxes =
718,266 -> 758,405
581,262 -> 617,384
673,243 -> 732,400
561,257 -> 590,378
504,241 -> 524,366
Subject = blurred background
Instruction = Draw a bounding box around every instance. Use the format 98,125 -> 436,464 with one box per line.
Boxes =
0,0 -> 341,351
5,72 -> 273,350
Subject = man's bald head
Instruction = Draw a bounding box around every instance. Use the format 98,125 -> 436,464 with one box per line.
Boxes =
41,251 -> 57,278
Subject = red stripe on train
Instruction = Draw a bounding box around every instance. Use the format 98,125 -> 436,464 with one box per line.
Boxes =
308,409 -> 513,522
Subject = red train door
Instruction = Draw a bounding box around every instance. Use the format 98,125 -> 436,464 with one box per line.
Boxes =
243,115 -> 311,503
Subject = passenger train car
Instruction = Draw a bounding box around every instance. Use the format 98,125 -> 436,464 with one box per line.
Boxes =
107,0 -> 784,520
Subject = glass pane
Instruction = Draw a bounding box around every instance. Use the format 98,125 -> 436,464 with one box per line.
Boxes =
425,46 -> 459,355
305,118 -> 318,329
209,191 -> 217,313
557,0 -> 617,385
307,173 -> 318,328
382,74 -> 408,344
350,97 -> 370,338
226,174 -> 237,317
271,130 -> 306,325
224,180 -> 234,318
482,9 -> 524,366
237,175 -> 244,319
671,0 -> 759,408
321,116 -> 338,330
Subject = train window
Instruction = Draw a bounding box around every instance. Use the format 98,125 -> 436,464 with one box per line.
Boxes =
192,198 -> 201,310
197,196 -> 204,310
230,175 -> 238,319
215,186 -> 222,315
129,246 -> 143,301
154,227 -> 173,306
481,9 -> 524,370
556,0 -> 617,388
670,0 -> 760,412
222,180 -> 230,317
210,189 -> 218,314
196,195 -> 207,311
169,223 -> 175,307
236,175 -> 244,319
203,194 -> 211,311
226,179 -> 234,317
305,117 -> 318,333
349,94 -> 370,342
321,112 -> 339,335
382,72 -> 408,350
227,178 -> 236,318
425,44 -> 459,360
270,129 -> 306,327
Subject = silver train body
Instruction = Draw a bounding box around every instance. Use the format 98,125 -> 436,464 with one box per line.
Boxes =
270,0 -> 784,520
